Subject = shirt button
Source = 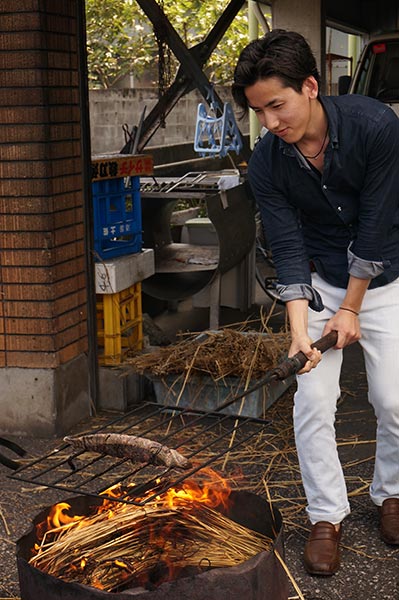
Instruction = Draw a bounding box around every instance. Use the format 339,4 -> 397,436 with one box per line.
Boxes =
322,185 -> 327,190
337,206 -> 342,211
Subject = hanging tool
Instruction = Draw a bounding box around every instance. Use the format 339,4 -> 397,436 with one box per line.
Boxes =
121,106 -> 147,156
194,88 -> 243,158
122,123 -> 136,154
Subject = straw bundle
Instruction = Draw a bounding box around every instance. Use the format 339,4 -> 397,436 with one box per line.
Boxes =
128,328 -> 290,380
30,494 -> 272,593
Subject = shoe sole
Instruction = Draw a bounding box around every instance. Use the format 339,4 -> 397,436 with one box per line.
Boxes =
381,535 -> 399,545
305,567 -> 339,576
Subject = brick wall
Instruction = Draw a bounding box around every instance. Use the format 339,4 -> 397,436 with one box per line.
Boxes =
0,0 -> 88,368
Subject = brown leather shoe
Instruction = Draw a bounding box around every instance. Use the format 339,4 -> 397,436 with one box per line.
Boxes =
303,521 -> 341,576
379,498 -> 399,545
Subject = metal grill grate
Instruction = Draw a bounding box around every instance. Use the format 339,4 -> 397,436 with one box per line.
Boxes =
8,332 -> 337,505
8,402 -> 269,506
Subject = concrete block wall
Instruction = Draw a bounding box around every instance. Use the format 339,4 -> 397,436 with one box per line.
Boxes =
89,86 -> 247,155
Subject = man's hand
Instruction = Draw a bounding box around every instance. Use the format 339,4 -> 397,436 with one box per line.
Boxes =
288,334 -> 322,374
323,274 -> 368,347
324,309 -> 361,349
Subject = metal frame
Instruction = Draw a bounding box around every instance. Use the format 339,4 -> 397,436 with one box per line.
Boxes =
8,401 -> 270,506
7,332 -> 336,504
122,0 -> 250,157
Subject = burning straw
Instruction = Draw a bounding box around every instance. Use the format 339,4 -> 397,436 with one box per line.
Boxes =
30,480 -> 272,593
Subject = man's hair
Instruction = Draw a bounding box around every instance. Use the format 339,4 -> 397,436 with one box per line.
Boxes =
232,29 -> 321,112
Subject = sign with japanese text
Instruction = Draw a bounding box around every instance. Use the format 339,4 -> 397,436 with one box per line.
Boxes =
91,154 -> 153,181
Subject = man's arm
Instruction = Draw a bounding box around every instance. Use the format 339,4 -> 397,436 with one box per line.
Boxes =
248,140 -> 324,311
323,275 -> 370,348
350,108 -> 399,271
286,275 -> 370,372
286,298 -> 322,373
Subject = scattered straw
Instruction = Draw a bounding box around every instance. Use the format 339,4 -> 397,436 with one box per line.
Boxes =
274,549 -> 305,600
0,504 -> 10,536
20,316 -> 386,597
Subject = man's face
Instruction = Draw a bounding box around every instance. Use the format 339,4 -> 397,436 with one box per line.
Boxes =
245,75 -> 318,144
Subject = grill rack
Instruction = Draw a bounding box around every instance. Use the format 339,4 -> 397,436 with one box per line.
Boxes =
8,401 -> 269,506
139,170 -> 240,194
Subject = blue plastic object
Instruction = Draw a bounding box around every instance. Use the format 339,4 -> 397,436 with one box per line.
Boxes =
92,176 -> 142,260
194,101 -> 243,158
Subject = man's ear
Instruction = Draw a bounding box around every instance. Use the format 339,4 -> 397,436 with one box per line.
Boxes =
302,76 -> 319,99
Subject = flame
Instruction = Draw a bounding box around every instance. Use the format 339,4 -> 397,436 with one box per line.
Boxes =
164,468 -> 232,511
48,502 -> 82,528
32,467 -> 233,590
35,468 -> 231,538
145,468 -> 232,586
35,502 -> 85,542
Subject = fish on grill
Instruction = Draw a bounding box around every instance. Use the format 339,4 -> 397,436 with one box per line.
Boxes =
64,433 -> 191,469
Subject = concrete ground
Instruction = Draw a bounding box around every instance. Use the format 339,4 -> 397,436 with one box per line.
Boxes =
149,294 -> 399,600
0,290 -> 398,599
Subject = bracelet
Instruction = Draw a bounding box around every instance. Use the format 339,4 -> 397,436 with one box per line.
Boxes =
339,306 -> 359,316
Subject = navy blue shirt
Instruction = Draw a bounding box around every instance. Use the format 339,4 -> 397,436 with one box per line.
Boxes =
248,94 -> 399,308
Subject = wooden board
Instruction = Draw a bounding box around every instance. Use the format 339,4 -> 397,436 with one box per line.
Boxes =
154,243 -> 219,273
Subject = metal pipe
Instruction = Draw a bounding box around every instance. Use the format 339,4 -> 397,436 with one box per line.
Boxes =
130,0 -> 251,158
248,1 -> 260,149
77,0 -> 99,414
252,1 -> 271,33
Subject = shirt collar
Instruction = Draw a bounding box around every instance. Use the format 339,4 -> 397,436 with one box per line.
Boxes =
319,95 -> 339,149
278,95 -> 340,156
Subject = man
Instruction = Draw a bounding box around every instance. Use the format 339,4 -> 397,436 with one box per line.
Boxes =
232,29 -> 399,576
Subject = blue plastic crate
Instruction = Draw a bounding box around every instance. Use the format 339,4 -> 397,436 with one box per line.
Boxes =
92,176 -> 142,260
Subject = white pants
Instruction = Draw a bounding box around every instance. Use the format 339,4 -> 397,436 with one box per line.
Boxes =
294,273 -> 399,524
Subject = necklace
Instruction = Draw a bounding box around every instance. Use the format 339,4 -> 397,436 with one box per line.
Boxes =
297,127 -> 329,160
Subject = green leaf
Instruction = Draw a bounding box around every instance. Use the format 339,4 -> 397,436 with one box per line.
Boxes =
85,0 -> 271,88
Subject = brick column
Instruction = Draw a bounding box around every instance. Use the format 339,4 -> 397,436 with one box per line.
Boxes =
0,0 -> 91,435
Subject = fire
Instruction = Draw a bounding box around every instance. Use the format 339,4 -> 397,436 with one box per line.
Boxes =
34,468 -> 231,543
48,502 -> 84,528
35,502 -> 85,543
31,468 -> 243,592
163,468 -> 231,510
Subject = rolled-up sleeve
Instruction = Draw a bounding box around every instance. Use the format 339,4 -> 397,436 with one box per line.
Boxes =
276,282 -> 324,311
248,144 -> 324,311
350,109 -> 399,275
347,247 -> 386,279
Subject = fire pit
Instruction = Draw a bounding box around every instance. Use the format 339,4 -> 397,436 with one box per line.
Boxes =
17,484 -> 288,600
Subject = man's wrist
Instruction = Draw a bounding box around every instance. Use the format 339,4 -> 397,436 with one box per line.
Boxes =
339,306 -> 359,316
